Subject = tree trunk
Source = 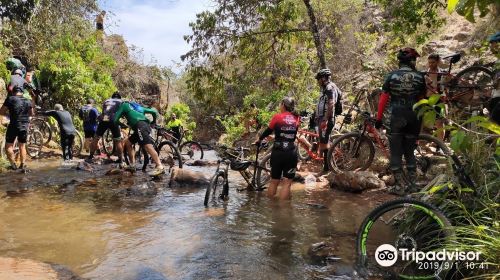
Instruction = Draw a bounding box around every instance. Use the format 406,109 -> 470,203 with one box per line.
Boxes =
302,0 -> 326,69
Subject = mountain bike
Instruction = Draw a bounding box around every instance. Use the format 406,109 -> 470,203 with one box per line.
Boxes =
355,153 -> 476,279
0,126 -> 44,159
123,124 -> 183,171
204,144 -> 271,207
426,53 -> 494,113
327,110 -> 451,184
156,126 -> 204,161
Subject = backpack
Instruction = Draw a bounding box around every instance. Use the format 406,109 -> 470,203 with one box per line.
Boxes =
80,106 -> 92,122
129,101 -> 144,113
334,89 -> 343,116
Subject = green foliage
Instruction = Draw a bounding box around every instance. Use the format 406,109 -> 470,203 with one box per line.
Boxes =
371,0 -> 446,44
0,42 -> 11,83
0,0 -> 36,23
447,0 -> 497,22
165,103 -> 197,140
38,34 -> 116,114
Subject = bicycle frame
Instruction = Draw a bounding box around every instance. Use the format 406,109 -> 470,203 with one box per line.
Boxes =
297,129 -> 323,161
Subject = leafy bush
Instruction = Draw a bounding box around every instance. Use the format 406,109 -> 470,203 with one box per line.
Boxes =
38,34 -> 116,114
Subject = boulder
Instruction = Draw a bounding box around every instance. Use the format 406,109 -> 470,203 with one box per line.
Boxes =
307,241 -> 340,263
169,167 -> 210,187
0,257 -> 84,280
328,171 -> 386,193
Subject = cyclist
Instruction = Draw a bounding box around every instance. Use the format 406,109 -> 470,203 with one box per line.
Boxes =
375,48 -> 426,195
488,31 -> 500,125
113,101 -> 164,175
79,98 -> 100,152
43,104 -> 77,161
255,97 -> 300,200
166,113 -> 182,143
424,53 -> 447,140
88,92 -> 123,164
0,79 -> 34,170
315,68 -> 341,174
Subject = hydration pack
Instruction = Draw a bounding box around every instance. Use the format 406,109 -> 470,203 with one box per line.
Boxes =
129,101 -> 144,113
335,90 -> 343,116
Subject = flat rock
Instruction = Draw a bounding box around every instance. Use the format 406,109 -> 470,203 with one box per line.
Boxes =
169,167 -> 209,187
0,257 -> 84,280
186,159 -> 218,167
328,171 -> 385,193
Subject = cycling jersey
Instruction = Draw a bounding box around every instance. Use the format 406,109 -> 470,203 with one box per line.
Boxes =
101,98 -> 122,121
113,102 -> 158,129
44,110 -> 77,136
382,66 -> 426,105
2,95 -> 32,128
79,105 -> 100,132
316,81 -> 340,120
268,112 -> 300,144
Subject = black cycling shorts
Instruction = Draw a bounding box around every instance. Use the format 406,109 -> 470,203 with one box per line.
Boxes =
129,121 -> 154,146
5,124 -> 28,144
317,118 -> 334,144
270,148 -> 298,180
84,130 -> 96,139
96,121 -> 121,140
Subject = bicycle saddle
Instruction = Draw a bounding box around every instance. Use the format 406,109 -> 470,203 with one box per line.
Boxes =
230,160 -> 252,171
443,53 -> 461,64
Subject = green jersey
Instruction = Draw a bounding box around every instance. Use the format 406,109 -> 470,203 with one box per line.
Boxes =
166,118 -> 182,129
113,102 -> 158,128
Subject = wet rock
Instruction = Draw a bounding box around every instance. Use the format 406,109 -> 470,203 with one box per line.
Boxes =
0,257 -> 85,280
293,173 -> 305,183
76,161 -> 94,172
306,203 -> 328,209
328,171 -> 386,193
308,242 -> 339,263
304,174 -> 317,187
382,175 -> 395,186
169,167 -> 209,187
122,182 -> 158,197
186,159 -> 218,167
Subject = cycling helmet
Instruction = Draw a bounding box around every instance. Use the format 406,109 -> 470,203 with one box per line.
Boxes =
397,48 -> 420,62
315,68 -> 332,79
488,32 -> 500,43
230,160 -> 252,171
12,69 -> 23,76
111,91 -> 121,99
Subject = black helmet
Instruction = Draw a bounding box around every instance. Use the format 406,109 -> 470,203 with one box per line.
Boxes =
315,68 -> 332,79
281,96 -> 295,112
488,32 -> 500,43
397,48 -> 420,62
111,91 -> 121,99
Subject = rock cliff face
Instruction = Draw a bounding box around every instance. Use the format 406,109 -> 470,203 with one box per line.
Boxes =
102,34 -> 178,113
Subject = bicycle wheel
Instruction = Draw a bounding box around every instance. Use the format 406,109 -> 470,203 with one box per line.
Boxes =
414,134 -> 451,185
356,198 -> 454,279
27,129 -> 44,158
179,141 -> 204,160
204,171 -> 228,206
101,129 -> 115,156
72,131 -> 84,157
157,141 -> 183,168
327,132 -> 375,173
255,152 -> 272,188
449,66 -> 493,109
31,118 -> 52,145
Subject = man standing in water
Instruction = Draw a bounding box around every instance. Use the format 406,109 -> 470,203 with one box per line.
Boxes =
0,74 -> 34,170
256,97 -> 300,200
314,68 -> 340,175
43,104 -> 77,161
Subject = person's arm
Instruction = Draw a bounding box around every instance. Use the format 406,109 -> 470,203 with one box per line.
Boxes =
325,87 -> 335,120
143,108 -> 158,124
258,115 -> 277,142
43,110 -> 57,117
113,103 -> 124,124
376,92 -> 390,121
0,105 -> 7,116
78,108 -> 83,120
